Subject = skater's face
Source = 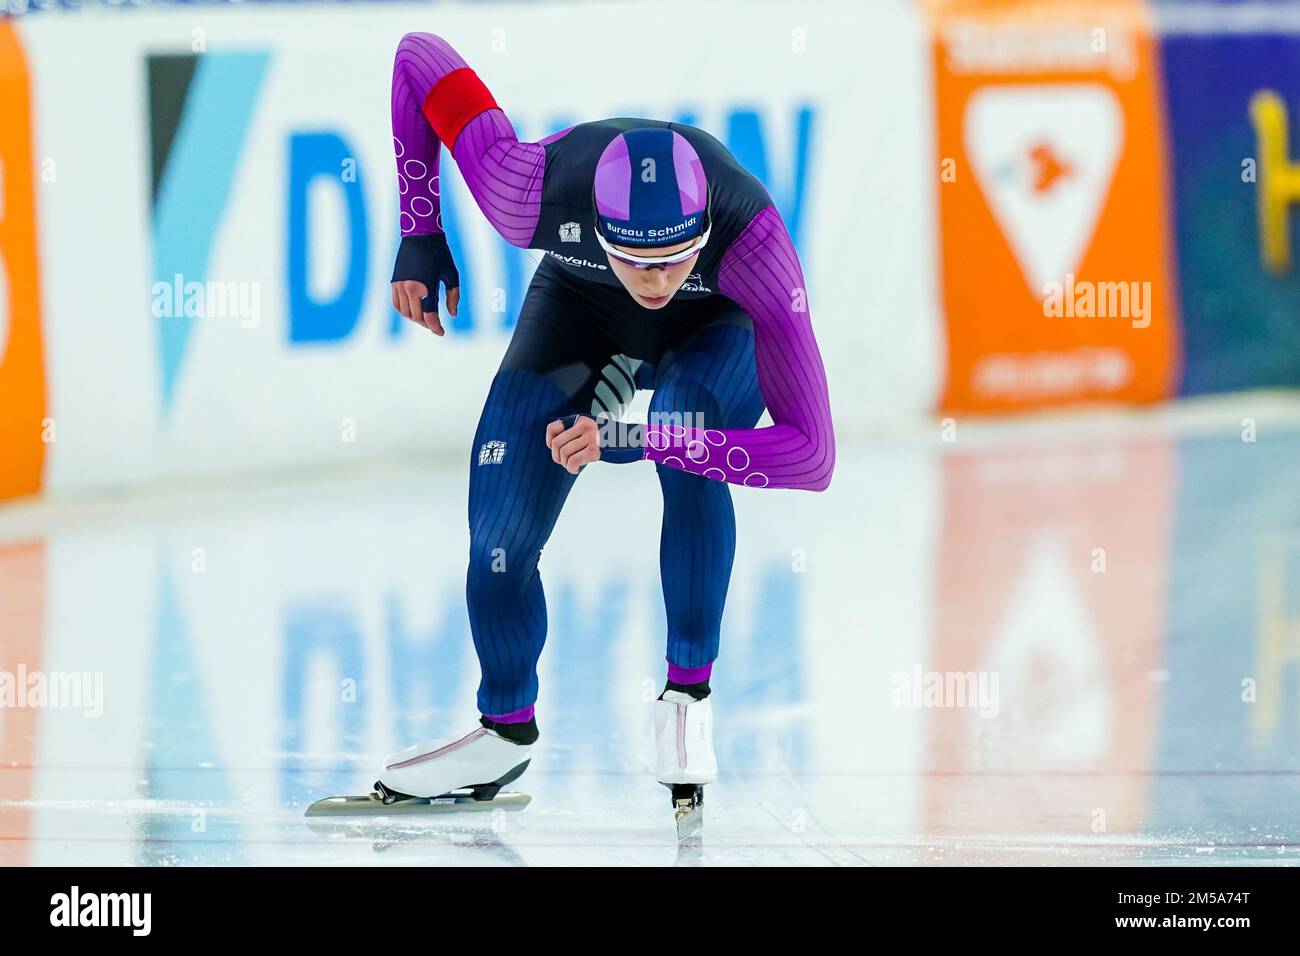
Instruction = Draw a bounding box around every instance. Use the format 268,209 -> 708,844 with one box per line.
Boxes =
605,238 -> 701,310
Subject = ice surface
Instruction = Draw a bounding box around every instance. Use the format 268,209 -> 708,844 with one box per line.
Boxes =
2,398 -> 1299,866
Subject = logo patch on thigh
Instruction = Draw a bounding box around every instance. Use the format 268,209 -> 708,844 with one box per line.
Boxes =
478,440 -> 507,465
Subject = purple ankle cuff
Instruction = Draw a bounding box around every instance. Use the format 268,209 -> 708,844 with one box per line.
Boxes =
483,704 -> 535,724
667,661 -> 713,685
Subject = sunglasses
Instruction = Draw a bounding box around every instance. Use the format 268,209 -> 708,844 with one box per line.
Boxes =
594,226 -> 711,270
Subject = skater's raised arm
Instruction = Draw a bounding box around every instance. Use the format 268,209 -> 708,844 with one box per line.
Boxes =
390,32 -> 545,330
641,207 -> 836,492
392,31 -> 542,243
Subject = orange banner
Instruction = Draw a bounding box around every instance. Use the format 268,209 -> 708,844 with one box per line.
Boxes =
928,1 -> 1180,412
0,22 -> 47,500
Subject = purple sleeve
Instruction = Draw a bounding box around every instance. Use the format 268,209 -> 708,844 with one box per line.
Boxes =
642,207 -> 836,491
391,33 -> 543,246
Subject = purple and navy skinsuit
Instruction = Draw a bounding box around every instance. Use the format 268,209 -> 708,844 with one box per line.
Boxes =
391,32 -> 835,722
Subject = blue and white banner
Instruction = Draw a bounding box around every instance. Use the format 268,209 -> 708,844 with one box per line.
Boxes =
14,0 -> 941,495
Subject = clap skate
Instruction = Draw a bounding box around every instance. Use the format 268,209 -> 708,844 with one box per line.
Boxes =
655,690 -> 717,842
306,722 -> 533,818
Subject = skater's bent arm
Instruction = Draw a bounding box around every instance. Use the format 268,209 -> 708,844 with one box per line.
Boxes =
642,207 -> 836,491
392,32 -> 543,245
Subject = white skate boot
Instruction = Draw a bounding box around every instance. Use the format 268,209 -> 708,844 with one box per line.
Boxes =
378,724 -> 533,801
654,690 -> 716,839
303,721 -> 533,818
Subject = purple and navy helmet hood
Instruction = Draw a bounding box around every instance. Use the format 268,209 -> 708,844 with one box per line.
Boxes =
594,128 -> 709,250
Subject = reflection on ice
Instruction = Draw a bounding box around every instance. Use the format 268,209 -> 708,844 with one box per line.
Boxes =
2,404 -> 1300,865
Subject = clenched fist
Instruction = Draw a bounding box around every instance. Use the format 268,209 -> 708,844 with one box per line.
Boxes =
546,416 -> 600,474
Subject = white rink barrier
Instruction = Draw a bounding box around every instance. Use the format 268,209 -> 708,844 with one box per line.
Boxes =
6,0 -> 939,498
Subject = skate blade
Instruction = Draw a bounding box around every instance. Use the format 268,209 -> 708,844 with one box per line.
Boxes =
305,790 -> 531,818
665,781 -> 704,844
675,804 -> 703,843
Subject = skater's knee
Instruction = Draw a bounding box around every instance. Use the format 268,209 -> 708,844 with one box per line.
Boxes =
647,383 -> 722,435
467,527 -> 539,594
656,460 -> 734,502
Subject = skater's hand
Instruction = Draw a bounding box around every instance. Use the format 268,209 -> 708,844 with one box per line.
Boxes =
546,416 -> 600,474
390,233 -> 460,336
392,279 -> 459,335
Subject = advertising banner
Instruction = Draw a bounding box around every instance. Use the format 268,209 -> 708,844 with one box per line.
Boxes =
8,1 -> 940,499
0,22 -> 47,499
927,0 -> 1181,413
1161,26 -> 1300,395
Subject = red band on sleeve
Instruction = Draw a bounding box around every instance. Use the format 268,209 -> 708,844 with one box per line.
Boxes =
421,67 -> 499,153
